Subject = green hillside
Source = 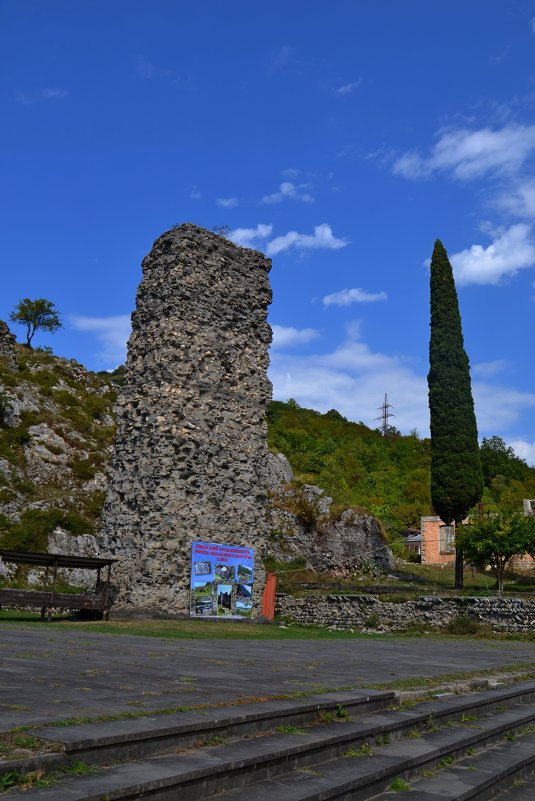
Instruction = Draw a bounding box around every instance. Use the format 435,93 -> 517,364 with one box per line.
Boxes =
267,399 -> 535,541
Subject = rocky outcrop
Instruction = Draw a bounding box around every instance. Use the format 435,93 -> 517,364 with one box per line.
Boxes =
266,453 -> 394,574
0,320 -> 16,366
100,224 -> 273,614
0,348 -> 115,555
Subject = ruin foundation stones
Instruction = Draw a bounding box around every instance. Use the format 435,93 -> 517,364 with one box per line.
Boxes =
100,224 -> 273,614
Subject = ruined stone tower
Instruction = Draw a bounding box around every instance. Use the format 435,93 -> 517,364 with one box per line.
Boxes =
100,224 -> 272,613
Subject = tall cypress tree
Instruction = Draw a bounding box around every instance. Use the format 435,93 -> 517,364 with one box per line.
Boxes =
428,239 -> 483,589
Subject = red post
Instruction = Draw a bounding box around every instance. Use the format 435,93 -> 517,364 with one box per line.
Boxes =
261,572 -> 277,620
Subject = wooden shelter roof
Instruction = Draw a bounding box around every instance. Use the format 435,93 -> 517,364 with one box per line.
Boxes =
0,549 -> 116,570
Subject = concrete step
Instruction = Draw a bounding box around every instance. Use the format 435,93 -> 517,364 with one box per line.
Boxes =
204,705 -> 535,801
8,683 -> 535,801
371,730 -> 535,800
12,677 -> 535,777
490,770 -> 535,800
0,689 -> 393,776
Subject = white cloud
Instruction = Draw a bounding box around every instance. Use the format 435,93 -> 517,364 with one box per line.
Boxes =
474,381 -> 535,433
16,88 -> 69,105
472,360 -> 507,378
261,181 -> 314,204
266,223 -> 347,256
41,88 -> 69,100
281,167 -> 301,178
507,439 -> 535,466
271,325 -> 320,348
70,314 -> 131,366
216,197 -> 238,208
393,124 -> 535,180
497,179 -> 535,218
336,80 -> 362,95
229,223 -> 347,256
531,17 -> 535,33
323,287 -> 387,306
136,56 -> 174,79
189,186 -> 201,200
228,224 -> 273,248
451,224 -> 535,285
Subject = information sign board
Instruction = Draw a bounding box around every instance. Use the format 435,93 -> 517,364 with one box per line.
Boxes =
190,541 -> 254,618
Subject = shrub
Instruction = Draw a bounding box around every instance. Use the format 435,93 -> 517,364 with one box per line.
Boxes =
83,491 -> 106,520
445,614 -> 481,636
0,394 -> 11,427
0,507 -> 93,552
69,458 -> 96,481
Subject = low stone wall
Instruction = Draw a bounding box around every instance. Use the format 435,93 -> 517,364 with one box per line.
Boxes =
276,593 -> 535,633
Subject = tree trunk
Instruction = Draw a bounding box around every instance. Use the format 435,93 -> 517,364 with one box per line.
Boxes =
454,549 -> 464,589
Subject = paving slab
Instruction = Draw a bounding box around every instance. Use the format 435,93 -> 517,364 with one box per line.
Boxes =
1,625 -> 535,731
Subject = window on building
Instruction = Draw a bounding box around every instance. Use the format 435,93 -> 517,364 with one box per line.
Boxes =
439,524 -> 455,554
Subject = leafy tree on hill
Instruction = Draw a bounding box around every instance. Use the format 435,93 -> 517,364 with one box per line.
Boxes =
480,436 -> 531,484
9,298 -> 62,348
427,240 -> 483,589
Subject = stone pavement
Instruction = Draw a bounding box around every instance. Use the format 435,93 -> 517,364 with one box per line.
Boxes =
2,624 -> 535,732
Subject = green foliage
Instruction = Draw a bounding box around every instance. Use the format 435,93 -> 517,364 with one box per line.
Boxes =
82,491 -> 107,521
389,777 -> 411,792
9,298 -> 62,348
69,458 -> 96,480
97,364 -> 126,386
445,614 -> 483,636
0,421 -> 32,465
480,436 -> 531,484
427,240 -> 483,527
456,508 -> 535,593
267,400 -> 433,536
0,394 -> 10,427
0,508 -> 94,552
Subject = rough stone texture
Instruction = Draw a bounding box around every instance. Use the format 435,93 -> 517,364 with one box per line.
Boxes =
266,453 -> 394,574
100,224 -> 273,614
277,593 -> 535,633
47,530 -> 102,587
0,320 -> 16,366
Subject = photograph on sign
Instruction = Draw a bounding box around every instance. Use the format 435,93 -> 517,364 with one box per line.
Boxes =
193,580 -> 216,616
217,583 -> 233,616
215,564 -> 234,581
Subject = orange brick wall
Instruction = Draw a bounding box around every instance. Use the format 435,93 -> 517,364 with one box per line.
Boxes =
420,516 -> 456,565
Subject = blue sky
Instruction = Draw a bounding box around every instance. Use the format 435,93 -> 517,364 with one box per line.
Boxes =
2,0 -> 535,463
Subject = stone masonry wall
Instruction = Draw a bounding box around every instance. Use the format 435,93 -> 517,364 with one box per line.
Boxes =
100,224 -> 273,614
277,593 -> 535,634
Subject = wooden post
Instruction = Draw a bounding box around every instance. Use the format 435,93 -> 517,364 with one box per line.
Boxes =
48,560 -> 58,622
42,564 -> 50,621
103,563 -> 111,620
